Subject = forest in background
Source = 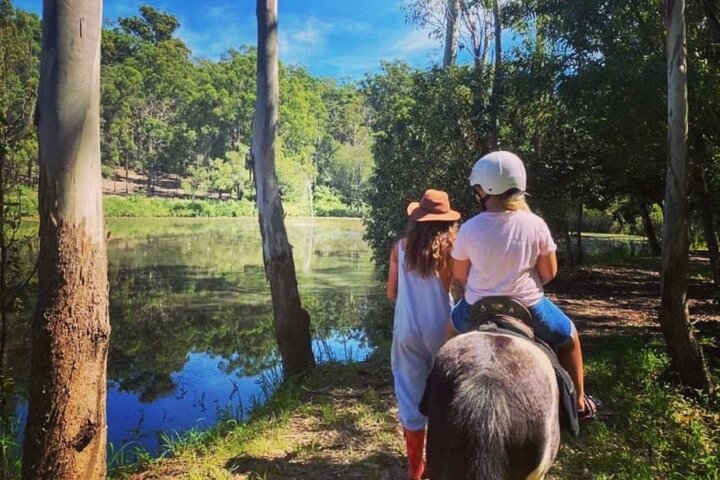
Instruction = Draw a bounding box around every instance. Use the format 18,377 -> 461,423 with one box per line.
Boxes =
4,0 -> 720,269
1,0 -> 719,477
2,2 -> 374,218
364,0 -> 720,275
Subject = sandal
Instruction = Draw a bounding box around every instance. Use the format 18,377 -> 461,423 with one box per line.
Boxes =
578,394 -> 601,421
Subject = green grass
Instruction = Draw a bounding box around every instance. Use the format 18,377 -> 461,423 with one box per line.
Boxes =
555,336 -> 720,479
104,195 -> 258,218
108,331 -> 719,480
110,346 -> 401,479
98,194 -> 362,219
18,185 -> 363,219
0,416 -> 22,479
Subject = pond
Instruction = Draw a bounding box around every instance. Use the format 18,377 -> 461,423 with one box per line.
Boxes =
7,217 -> 384,458
4,220 -> 650,463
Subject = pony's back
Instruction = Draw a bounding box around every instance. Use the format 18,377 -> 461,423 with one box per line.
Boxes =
425,331 -> 560,480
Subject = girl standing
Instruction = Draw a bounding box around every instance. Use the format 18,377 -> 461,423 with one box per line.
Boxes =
387,189 -> 459,480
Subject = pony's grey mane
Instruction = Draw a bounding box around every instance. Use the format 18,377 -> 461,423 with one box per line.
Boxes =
453,372 -> 510,479
426,331 -> 559,480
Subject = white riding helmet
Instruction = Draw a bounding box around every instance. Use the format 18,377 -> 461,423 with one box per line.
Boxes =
469,151 -> 527,194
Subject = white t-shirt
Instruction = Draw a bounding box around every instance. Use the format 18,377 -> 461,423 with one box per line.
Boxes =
452,210 -> 557,307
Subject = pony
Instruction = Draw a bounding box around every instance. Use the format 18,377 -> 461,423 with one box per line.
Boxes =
422,328 -> 560,480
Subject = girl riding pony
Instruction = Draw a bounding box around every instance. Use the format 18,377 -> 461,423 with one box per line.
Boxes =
450,151 -> 599,421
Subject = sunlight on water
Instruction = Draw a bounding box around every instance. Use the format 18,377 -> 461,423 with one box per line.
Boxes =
10,218 -> 383,457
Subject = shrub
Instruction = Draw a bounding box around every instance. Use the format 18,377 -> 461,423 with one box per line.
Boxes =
314,186 -> 354,217
579,208 -> 618,234
364,64 -> 486,275
101,165 -> 116,179
18,186 -> 38,217
104,195 -> 256,218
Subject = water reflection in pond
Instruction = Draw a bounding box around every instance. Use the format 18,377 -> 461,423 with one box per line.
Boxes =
12,218 -> 384,456
6,222 -> 648,460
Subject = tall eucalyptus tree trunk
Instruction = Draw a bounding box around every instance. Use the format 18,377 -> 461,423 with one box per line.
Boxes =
251,0 -> 315,376
489,0 -> 502,149
660,0 -> 714,393
22,0 -> 110,478
461,2 -> 481,69
443,0 -> 460,67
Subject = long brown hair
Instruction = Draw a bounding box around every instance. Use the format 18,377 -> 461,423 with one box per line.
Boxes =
404,220 -> 457,277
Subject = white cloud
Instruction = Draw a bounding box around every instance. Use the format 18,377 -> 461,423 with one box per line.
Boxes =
291,27 -> 322,45
207,4 -> 234,19
334,19 -> 372,34
280,16 -> 334,64
177,17 -> 255,60
391,27 -> 439,56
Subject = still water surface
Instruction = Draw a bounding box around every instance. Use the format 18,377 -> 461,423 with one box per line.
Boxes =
15,218 -> 383,456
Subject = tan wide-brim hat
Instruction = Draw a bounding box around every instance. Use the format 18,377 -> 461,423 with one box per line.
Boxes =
407,189 -> 461,222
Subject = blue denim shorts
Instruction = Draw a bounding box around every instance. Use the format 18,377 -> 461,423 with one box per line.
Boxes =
451,296 -> 575,348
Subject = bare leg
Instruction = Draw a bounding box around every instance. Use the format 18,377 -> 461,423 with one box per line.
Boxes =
557,331 -> 586,410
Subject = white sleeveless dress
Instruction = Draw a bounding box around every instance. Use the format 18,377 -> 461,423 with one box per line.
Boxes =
391,241 -> 452,430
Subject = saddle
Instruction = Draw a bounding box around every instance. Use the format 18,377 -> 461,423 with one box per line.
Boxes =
469,297 -> 580,436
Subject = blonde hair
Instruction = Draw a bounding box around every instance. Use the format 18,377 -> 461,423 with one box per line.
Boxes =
501,189 -> 530,212
404,220 -> 457,277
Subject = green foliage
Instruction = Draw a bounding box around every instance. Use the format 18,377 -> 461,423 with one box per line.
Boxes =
558,337 -> 720,479
0,2 -> 40,163
99,12 -> 375,214
579,208 -> 618,234
118,5 -> 179,44
323,130 -> 374,208
4,3 -> 372,218
104,195 -> 256,218
0,415 -> 21,480
363,62 -> 488,272
101,164 -> 117,179
185,148 -> 251,200
365,0 -> 720,269
313,186 -> 355,217
0,8 -> 39,468
14,186 -> 37,219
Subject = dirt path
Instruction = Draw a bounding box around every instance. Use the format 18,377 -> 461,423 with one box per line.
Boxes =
127,261 -> 719,480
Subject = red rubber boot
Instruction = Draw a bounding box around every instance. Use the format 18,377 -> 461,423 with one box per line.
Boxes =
403,428 -> 426,480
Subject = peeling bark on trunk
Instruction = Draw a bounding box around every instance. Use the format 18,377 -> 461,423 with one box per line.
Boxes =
22,1 -> 110,478
443,0 -> 460,67
660,0 -> 714,393
489,0 -> 502,149
461,3 -> 481,70
640,201 -> 662,256
252,0 -> 315,377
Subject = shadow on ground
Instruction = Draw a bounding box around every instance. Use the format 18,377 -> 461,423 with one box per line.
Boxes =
225,451 -> 405,480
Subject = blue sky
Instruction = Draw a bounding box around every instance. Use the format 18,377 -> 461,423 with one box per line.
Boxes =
15,0 -> 445,79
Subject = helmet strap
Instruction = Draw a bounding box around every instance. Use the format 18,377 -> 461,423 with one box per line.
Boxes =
472,186 -> 488,212
478,196 -> 488,212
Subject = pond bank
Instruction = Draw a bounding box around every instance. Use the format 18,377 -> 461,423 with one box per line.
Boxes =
17,186 -> 362,218
117,260 -> 720,480
117,347 -> 405,480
